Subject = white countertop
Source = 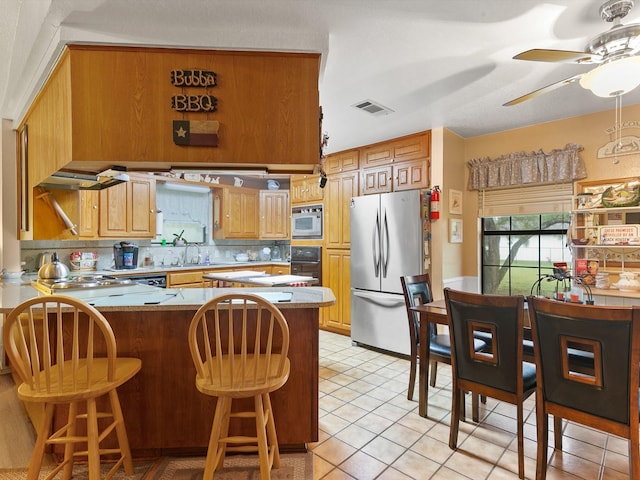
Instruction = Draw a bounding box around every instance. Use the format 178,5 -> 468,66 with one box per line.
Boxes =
202,271 -> 315,286
102,260 -> 291,276
0,277 -> 335,313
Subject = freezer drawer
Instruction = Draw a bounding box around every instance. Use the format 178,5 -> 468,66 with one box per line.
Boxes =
350,289 -> 410,356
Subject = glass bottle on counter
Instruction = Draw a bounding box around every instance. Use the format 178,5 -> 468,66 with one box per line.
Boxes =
144,248 -> 152,267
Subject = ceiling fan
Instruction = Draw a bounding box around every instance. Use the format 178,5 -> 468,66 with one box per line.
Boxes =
504,0 -> 640,106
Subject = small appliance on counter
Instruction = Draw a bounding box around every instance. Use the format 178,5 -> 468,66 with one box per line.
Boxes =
69,251 -> 98,271
113,242 -> 139,269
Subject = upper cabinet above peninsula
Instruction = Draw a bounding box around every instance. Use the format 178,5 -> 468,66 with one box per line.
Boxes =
18,45 -> 320,185
17,45 -> 320,239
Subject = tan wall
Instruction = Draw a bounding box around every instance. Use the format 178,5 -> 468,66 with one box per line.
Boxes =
442,129 -> 465,279
460,103 -> 640,279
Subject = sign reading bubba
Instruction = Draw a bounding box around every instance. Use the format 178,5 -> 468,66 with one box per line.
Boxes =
171,69 -> 219,147
171,70 -> 217,87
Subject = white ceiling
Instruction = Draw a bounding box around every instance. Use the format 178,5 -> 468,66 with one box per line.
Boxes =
2,0 -> 640,155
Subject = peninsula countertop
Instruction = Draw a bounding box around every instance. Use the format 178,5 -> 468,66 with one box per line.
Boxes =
0,278 -> 335,313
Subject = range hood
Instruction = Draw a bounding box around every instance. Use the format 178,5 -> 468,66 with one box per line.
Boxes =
39,169 -> 130,190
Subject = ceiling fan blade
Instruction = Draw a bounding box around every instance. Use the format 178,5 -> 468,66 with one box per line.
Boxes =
503,73 -> 584,106
513,48 -> 603,64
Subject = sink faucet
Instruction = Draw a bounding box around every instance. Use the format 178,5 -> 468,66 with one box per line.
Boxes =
184,243 -> 201,265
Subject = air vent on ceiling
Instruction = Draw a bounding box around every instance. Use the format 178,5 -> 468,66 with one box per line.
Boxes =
352,99 -> 394,116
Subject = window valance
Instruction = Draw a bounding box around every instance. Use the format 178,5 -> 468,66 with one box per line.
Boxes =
467,143 -> 587,191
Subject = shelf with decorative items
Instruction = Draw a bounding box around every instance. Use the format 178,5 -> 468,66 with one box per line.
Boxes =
571,177 -> 640,298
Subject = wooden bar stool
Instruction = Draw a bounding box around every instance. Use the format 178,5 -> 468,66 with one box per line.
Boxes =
3,295 -> 141,480
188,293 -> 291,480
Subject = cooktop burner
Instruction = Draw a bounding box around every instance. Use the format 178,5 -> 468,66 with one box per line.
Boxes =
33,275 -> 135,293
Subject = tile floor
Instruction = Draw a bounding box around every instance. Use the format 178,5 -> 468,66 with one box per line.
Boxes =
312,330 -> 631,480
0,330 -> 632,479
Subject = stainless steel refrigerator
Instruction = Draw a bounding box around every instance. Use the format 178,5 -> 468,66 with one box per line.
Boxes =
350,189 -> 429,355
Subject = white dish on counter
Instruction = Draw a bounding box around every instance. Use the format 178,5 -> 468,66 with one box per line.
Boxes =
2,270 -> 24,279
611,282 -> 640,292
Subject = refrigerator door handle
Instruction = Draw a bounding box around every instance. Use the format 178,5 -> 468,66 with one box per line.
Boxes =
351,289 -> 406,308
373,209 -> 381,277
381,208 -> 390,278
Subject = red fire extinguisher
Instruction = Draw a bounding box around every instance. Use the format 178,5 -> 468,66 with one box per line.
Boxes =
430,186 -> 440,220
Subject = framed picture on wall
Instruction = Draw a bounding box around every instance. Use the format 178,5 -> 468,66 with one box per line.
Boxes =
450,218 -> 463,243
449,189 -> 462,215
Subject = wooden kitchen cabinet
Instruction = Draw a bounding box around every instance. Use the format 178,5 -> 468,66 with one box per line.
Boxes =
77,190 -> 100,238
324,149 -> 359,175
393,158 -> 429,191
18,45 -> 320,181
99,174 -> 156,238
321,249 -> 351,334
213,187 -> 259,239
360,158 -> 429,195
32,188 -> 100,240
360,131 -> 431,195
259,190 -> 290,239
360,165 -> 393,195
324,170 -> 359,249
166,270 -> 205,288
270,264 -> 291,275
290,174 -> 323,205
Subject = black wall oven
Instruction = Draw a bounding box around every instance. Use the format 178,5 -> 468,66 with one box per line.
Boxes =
290,246 -> 322,285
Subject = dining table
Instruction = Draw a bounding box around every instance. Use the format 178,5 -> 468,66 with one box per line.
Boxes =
410,298 -> 535,418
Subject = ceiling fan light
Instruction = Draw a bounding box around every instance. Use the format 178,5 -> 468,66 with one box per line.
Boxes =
579,56 -> 640,97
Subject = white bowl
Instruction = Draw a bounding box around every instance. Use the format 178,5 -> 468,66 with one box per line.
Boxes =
235,254 -> 249,262
2,270 -> 24,279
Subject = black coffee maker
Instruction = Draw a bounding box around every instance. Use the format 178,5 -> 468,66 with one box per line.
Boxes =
113,242 -> 139,269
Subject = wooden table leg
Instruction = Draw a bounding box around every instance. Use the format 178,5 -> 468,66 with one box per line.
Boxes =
418,312 -> 430,417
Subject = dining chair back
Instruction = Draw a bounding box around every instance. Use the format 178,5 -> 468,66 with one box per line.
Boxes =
400,273 -> 441,400
3,295 -> 141,480
527,296 -> 640,480
445,288 -> 536,479
188,293 -> 291,480
401,275 -> 486,418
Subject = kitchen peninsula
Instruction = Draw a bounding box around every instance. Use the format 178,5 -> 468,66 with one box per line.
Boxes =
0,280 -> 335,455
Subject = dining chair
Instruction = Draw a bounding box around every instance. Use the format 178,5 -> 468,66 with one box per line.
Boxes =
444,288 -> 536,480
3,295 -> 141,480
188,293 -> 291,480
527,296 -> 640,480
400,275 -> 486,403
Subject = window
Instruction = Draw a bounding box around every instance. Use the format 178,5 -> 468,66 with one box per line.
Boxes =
482,213 -> 571,296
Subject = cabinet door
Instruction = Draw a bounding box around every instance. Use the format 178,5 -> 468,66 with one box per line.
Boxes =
129,176 -> 156,237
271,265 -> 291,275
394,158 -> 429,191
99,182 -> 129,236
166,271 -> 204,288
324,150 -> 359,174
393,132 -> 430,162
221,188 -> 259,239
290,174 -> 323,204
306,175 -> 324,202
99,175 -> 155,238
361,142 -> 393,167
290,176 -> 307,204
78,190 -> 99,238
321,249 -> 351,334
260,190 -> 290,239
325,171 -> 358,249
361,165 -> 393,195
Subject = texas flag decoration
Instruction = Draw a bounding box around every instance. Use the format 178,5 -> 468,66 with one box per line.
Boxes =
173,120 -> 220,147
